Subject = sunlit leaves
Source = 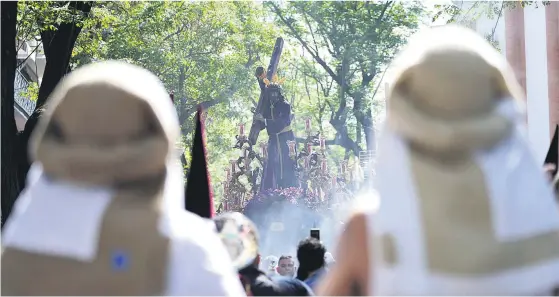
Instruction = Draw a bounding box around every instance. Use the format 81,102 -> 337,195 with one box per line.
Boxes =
269,1 -> 425,152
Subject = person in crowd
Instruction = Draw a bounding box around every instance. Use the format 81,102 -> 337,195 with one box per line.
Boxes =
1,61 -> 245,296
296,238 -> 327,290
213,212 -> 313,296
277,255 -> 296,277
318,25 -> 559,296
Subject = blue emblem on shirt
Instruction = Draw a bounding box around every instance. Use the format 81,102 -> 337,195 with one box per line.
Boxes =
111,250 -> 129,271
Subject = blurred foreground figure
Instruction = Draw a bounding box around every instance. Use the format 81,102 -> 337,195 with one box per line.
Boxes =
318,25 -> 559,295
214,212 -> 313,296
1,61 -> 245,296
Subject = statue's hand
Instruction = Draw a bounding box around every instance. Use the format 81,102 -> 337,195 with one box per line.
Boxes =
254,113 -> 265,122
255,66 -> 265,78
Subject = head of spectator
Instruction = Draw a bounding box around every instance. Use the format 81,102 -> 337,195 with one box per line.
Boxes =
296,238 -> 326,287
277,255 -> 295,277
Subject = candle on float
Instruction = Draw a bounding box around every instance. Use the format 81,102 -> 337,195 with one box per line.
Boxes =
320,137 -> 326,150
230,159 -> 237,173
287,141 -> 296,155
305,118 -> 311,132
260,143 -> 268,159
239,123 -> 245,136
321,159 -> 327,172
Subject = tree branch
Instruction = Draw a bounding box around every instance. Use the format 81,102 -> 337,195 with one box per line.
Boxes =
269,3 -> 345,89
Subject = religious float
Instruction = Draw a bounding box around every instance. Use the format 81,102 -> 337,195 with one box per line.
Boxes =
216,38 -> 364,254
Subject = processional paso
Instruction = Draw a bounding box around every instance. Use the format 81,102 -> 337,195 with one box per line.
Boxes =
219,37 -> 361,215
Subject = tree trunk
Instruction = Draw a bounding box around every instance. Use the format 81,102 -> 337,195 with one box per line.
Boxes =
36,2 -> 92,109
1,1 -> 20,227
329,118 -> 362,156
356,120 -> 362,146
1,1 -> 92,227
361,113 -> 376,152
352,89 -> 376,153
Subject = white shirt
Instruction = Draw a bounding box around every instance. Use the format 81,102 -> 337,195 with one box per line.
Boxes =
2,164 -> 246,296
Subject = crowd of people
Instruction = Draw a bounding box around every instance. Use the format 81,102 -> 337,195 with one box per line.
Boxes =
2,25 -> 559,295
213,211 -> 340,295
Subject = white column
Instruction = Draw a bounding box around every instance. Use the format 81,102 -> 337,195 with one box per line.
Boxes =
524,6 -> 550,164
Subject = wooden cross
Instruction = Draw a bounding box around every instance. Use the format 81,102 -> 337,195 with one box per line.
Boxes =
248,37 -> 284,145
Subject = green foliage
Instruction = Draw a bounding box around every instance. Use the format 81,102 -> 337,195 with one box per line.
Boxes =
484,33 -> 501,52
14,0 -> 434,203
433,1 -> 552,25
17,1 -> 95,62
268,1 -> 425,153
71,1 -> 279,202
18,81 -> 39,102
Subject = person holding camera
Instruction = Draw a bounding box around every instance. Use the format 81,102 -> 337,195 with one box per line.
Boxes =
296,238 -> 327,290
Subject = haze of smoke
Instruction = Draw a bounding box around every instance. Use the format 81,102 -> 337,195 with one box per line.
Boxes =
253,186 -> 377,262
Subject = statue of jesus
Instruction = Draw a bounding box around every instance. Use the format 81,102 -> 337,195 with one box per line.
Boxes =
254,80 -> 298,191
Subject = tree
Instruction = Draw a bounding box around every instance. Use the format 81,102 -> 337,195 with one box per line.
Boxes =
268,1 -> 424,155
1,1 -> 93,226
433,0 -> 552,48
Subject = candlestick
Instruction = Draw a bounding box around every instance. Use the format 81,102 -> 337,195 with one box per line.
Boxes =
239,123 -> 245,136
305,118 -> 311,133
320,137 -> 326,150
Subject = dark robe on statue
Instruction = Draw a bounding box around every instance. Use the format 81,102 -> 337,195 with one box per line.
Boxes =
260,99 -> 298,191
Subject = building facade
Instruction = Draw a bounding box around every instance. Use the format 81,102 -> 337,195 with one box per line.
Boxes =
14,39 -> 45,131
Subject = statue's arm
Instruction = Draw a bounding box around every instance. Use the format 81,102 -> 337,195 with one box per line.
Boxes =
255,67 -> 266,91
263,102 -> 291,134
